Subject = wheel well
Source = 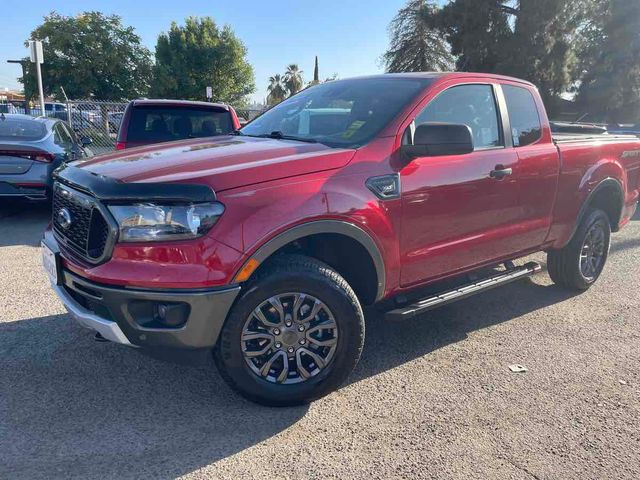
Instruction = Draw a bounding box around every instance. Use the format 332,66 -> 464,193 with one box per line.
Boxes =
256,233 -> 379,305
586,183 -> 624,232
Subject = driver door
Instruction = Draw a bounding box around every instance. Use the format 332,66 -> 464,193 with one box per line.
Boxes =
399,83 -> 521,287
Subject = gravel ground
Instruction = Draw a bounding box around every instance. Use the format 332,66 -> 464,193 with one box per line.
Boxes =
1,198 -> 639,480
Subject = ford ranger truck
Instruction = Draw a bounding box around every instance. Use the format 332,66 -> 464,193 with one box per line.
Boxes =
42,73 -> 640,406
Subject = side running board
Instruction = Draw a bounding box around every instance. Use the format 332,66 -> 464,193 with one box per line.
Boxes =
385,261 -> 542,321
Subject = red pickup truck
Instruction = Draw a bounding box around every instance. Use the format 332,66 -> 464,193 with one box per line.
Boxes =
42,73 -> 640,406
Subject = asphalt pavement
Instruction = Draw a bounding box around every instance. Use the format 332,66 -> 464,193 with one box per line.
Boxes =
1,198 -> 639,479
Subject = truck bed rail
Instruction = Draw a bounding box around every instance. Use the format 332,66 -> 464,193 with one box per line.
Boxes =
553,133 -> 639,145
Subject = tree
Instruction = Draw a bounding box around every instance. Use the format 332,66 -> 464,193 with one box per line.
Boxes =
438,0 -> 587,109
267,74 -> 287,105
20,11 -> 152,101
152,17 -> 255,105
575,0 -> 640,123
382,0 -> 454,73
497,0 -> 587,111
284,64 -> 304,96
439,0 -> 512,72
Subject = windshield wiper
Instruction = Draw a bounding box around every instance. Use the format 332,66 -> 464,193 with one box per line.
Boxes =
251,131 -> 318,143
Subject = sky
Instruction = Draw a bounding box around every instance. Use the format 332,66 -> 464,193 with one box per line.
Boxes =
0,0 -> 411,104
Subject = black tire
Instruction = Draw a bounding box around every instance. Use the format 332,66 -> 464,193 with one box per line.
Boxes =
547,208 -> 611,290
214,254 -> 365,406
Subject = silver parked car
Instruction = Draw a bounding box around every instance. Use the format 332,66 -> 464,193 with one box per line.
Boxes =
0,114 -> 93,200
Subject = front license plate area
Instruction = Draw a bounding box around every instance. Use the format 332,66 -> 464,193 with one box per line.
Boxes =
42,241 -> 60,285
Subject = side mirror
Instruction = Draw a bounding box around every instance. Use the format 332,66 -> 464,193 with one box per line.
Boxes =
80,137 -> 93,147
402,123 -> 474,159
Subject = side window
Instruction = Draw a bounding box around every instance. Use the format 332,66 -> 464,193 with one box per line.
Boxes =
415,84 -> 502,149
53,123 -> 72,150
63,123 -> 78,144
502,85 -> 542,147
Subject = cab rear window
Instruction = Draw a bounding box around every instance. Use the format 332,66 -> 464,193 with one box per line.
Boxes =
126,106 -> 234,143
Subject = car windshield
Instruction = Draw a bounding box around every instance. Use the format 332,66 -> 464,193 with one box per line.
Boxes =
0,116 -> 47,141
241,77 -> 432,148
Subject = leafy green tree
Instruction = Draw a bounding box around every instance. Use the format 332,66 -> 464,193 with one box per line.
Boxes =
497,0 -> 587,111
575,0 -> 640,123
152,17 -> 255,105
20,11 -> 152,101
439,0 -> 512,72
284,64 -> 304,96
267,74 -> 287,105
382,0 -> 453,73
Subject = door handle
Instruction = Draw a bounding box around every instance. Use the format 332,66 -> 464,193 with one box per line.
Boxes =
490,165 -> 513,180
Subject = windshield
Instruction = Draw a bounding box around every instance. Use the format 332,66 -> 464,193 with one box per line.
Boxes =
241,77 -> 432,148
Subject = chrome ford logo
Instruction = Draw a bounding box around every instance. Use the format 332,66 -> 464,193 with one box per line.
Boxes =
57,208 -> 72,229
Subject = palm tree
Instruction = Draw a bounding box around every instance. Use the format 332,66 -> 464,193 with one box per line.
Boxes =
284,64 -> 304,96
383,0 -> 454,73
267,74 -> 287,105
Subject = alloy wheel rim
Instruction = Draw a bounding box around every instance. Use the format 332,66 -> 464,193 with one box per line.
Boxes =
579,222 -> 606,281
241,293 -> 338,385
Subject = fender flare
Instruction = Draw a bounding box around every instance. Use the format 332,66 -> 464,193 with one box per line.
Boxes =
240,220 -> 386,302
568,177 -> 624,242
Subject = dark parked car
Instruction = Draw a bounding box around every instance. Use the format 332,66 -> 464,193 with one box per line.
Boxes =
115,99 -> 241,150
0,114 -> 92,200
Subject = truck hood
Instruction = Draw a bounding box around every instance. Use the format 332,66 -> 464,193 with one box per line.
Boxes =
73,136 -> 356,192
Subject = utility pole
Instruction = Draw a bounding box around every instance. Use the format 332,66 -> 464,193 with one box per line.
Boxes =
29,40 -> 45,116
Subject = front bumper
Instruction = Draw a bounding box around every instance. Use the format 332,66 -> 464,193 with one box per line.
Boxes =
53,265 -> 240,362
53,281 -> 133,344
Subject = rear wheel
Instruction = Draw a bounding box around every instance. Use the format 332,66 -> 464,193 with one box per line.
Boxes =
214,255 -> 365,406
547,208 -> 611,290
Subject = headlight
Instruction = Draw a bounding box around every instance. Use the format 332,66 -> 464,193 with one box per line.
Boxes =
108,202 -> 224,242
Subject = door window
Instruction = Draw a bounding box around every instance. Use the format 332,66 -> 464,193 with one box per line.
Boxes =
53,123 -> 73,150
502,85 -> 542,147
415,84 -> 502,149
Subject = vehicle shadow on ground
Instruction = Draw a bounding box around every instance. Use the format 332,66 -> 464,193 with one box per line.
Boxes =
0,314 -> 307,479
0,199 -> 50,247
349,275 -> 579,386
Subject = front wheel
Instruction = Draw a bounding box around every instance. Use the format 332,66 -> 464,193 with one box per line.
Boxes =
547,208 -> 611,290
214,255 -> 365,406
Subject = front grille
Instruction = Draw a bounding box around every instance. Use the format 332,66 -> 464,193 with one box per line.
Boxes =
52,183 -> 114,264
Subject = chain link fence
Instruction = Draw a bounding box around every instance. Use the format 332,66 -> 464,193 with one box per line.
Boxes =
64,101 -> 128,155
235,108 -> 266,125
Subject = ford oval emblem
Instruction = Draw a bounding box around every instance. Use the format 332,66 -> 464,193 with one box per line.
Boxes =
57,208 -> 72,229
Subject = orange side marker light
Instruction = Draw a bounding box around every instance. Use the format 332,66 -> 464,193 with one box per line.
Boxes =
234,258 -> 260,282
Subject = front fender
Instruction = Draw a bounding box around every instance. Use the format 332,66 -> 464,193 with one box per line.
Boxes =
215,172 -> 399,301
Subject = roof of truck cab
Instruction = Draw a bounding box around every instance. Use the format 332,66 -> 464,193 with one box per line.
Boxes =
340,72 -> 537,87
129,99 -> 231,110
